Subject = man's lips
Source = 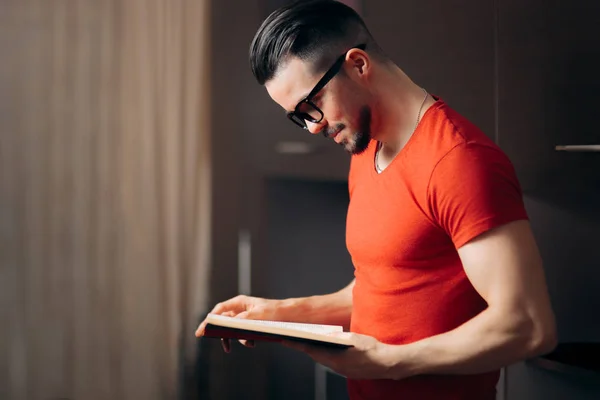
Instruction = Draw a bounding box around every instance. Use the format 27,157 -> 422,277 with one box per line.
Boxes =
329,129 -> 342,142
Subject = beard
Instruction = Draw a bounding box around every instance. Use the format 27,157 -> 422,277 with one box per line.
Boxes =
324,106 -> 372,155
347,107 -> 372,155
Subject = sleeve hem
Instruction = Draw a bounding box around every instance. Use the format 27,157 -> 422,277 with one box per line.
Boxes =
453,213 -> 529,249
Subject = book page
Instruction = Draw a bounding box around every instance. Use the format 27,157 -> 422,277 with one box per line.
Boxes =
208,313 -> 343,334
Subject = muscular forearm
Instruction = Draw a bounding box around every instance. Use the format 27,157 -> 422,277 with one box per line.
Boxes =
278,280 -> 354,330
389,307 -> 557,378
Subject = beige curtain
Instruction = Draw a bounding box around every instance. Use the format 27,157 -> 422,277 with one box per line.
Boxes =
1,1 -> 212,399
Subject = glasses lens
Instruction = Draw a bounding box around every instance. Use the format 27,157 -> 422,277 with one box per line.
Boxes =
296,101 -> 322,122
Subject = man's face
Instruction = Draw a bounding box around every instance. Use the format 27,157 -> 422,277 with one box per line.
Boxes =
265,54 -> 372,155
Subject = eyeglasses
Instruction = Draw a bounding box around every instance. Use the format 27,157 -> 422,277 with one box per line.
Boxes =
287,44 -> 367,130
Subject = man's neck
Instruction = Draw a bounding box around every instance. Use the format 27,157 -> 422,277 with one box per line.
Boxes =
371,67 -> 436,170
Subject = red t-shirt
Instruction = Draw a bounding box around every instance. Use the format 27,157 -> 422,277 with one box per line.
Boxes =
346,98 -> 528,399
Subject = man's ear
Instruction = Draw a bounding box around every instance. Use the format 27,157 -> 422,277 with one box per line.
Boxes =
345,48 -> 370,78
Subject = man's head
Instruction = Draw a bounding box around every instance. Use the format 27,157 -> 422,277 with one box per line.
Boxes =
249,0 -> 388,155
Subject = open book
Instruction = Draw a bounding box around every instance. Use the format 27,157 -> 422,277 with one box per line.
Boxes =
203,313 -> 353,348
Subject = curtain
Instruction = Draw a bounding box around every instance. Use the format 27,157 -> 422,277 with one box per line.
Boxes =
0,1 -> 212,399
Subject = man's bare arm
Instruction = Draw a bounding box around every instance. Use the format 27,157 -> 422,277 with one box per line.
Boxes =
389,220 -> 557,377
284,279 -> 355,329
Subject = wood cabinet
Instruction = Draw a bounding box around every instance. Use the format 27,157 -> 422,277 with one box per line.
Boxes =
497,0 -> 600,201
497,2 -> 600,399
367,0 -> 496,140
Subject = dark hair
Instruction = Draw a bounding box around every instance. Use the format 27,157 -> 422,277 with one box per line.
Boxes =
249,0 -> 385,85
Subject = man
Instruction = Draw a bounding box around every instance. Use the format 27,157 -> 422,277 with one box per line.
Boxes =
196,1 -> 557,398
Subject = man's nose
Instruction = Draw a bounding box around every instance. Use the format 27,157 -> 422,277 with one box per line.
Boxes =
306,119 -> 326,135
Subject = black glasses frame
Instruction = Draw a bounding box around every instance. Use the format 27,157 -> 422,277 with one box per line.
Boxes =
287,44 -> 367,130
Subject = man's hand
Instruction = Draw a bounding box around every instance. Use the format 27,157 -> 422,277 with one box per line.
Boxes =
283,333 -> 403,380
196,295 -> 283,352
196,281 -> 355,353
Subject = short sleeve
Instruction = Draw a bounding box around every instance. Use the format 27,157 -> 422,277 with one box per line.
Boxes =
427,142 -> 529,248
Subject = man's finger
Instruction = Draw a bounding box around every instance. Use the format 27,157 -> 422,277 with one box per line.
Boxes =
195,309 -> 243,337
221,338 -> 231,353
211,295 -> 248,315
195,322 -> 206,337
211,301 -> 228,314
239,339 -> 255,348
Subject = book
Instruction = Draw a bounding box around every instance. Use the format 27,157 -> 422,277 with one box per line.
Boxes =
202,313 -> 354,349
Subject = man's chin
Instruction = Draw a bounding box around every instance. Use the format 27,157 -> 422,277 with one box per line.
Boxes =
351,146 -> 368,155
341,141 -> 368,156
339,131 -> 371,155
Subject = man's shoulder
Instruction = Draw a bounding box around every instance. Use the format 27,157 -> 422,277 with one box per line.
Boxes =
414,100 -> 501,164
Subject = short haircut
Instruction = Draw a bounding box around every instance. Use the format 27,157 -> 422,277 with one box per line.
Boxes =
249,0 -> 385,85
